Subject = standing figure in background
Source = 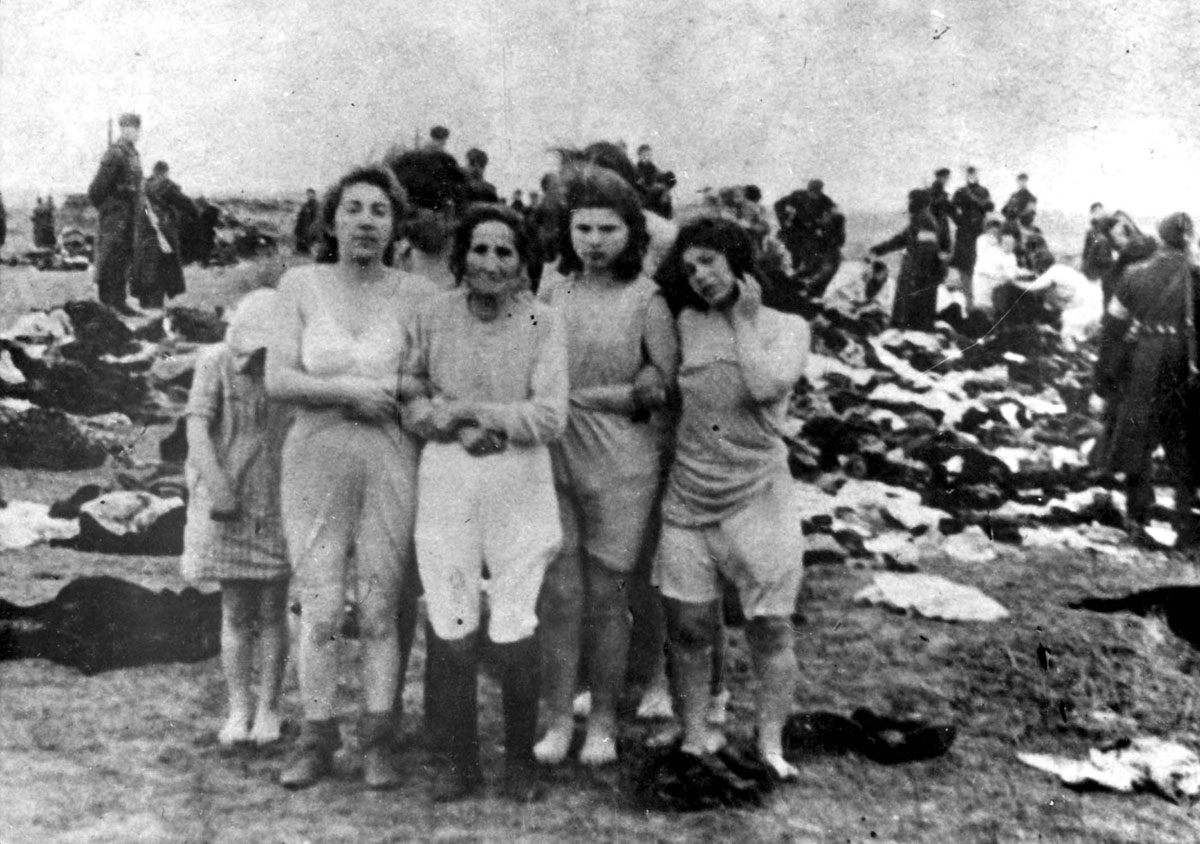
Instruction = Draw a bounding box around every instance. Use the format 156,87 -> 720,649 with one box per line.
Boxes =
1002,173 -> 1037,224
462,148 -> 499,205
774,179 -> 835,273
950,166 -> 994,307
293,188 -> 320,255
133,161 -> 197,309
32,196 -> 58,248
635,144 -> 661,193
1095,213 -> 1200,549
87,112 -> 144,315
869,188 -> 950,332
1082,202 -> 1116,292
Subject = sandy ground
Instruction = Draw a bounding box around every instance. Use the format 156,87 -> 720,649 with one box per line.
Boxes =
2,261 -> 1200,843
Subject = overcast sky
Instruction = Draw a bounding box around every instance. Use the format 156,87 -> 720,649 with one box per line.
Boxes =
2,0 -> 1199,214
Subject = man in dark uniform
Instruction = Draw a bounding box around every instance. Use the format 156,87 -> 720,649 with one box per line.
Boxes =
774,179 -> 835,272
1002,173 -> 1036,224
950,166 -> 995,307
87,113 -> 143,315
462,148 -> 499,204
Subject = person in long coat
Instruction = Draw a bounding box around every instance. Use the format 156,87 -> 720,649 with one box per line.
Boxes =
87,113 -> 143,314
133,161 -> 197,308
950,167 -> 995,307
869,189 -> 949,331
1095,213 -> 1199,548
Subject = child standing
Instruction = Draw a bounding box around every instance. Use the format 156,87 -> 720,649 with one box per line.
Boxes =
181,289 -> 293,746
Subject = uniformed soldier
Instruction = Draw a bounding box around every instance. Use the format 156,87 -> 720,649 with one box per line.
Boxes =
87,112 -> 144,315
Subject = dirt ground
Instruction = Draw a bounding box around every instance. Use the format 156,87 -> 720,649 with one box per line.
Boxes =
3,262 -> 1200,843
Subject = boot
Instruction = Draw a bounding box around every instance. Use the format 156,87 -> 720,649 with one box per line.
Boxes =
422,620 -> 450,753
430,631 -> 484,803
391,573 -> 421,749
279,718 -> 339,790
495,636 -> 547,803
359,712 -> 402,790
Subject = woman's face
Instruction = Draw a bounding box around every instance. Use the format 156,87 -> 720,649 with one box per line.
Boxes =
464,220 -> 523,297
335,181 -> 394,264
570,207 -> 629,273
682,245 -> 738,309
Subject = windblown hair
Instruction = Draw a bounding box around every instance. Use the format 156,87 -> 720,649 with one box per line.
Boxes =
653,215 -> 762,315
448,204 -> 533,284
555,165 -> 648,281
385,149 -> 466,214
400,209 -> 452,255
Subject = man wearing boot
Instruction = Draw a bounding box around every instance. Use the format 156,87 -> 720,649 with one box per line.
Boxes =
87,113 -> 144,315
1095,212 -> 1200,550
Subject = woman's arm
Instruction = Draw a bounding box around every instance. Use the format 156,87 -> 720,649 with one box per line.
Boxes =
728,278 -> 809,404
185,349 -> 237,513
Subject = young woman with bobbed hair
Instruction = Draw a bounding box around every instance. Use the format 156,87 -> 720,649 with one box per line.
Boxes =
533,165 -> 679,766
652,216 -> 809,781
266,164 -> 436,789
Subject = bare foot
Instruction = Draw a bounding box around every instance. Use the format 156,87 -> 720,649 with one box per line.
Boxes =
578,723 -> 618,766
533,720 -> 574,765
250,709 -> 283,745
645,721 -> 682,749
680,727 -> 727,758
762,751 -> 799,781
706,690 -> 730,726
636,685 -> 675,720
219,714 -> 252,746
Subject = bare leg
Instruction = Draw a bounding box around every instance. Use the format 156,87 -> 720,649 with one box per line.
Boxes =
251,580 -> 289,745
665,598 -> 726,756
579,564 -> 629,766
534,507 -> 584,766
747,616 -> 799,780
219,581 -> 256,745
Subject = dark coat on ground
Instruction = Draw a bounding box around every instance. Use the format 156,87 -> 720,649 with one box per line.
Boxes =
1099,246 -> 1200,479
132,174 -> 195,308
872,210 -> 948,332
950,183 -> 994,273
87,139 -> 143,307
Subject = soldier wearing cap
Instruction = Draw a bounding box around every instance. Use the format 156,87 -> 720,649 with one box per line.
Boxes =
950,166 -> 995,306
87,112 -> 144,315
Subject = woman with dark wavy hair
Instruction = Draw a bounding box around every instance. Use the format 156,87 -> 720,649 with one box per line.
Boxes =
533,166 -> 678,767
266,164 -> 435,790
652,216 -> 809,781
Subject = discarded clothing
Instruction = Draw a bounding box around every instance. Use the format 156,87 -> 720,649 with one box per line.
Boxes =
1018,737 -> 1200,804
1070,586 -> 1200,651
855,572 -> 1010,622
623,737 -> 776,812
52,491 -> 186,556
0,501 -> 80,550
783,708 -> 957,765
0,403 -> 108,470
0,575 -> 220,675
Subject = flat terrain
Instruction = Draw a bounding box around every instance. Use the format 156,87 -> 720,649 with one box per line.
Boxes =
2,261 -> 1199,843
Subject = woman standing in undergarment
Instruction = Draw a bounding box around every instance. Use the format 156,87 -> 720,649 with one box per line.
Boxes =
266,164 -> 435,790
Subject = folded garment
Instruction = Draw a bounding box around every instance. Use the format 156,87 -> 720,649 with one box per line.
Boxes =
1018,737 -> 1200,804
855,572 -> 1010,622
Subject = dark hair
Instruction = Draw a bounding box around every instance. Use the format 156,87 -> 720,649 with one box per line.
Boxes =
448,204 -> 533,283
744,184 -> 763,203
466,147 -> 488,168
400,209 -> 452,255
430,125 -> 450,140
386,149 -> 467,213
1158,212 -> 1194,250
1017,173 -> 1029,181
999,222 -> 1022,240
555,165 -> 648,281
654,216 -> 761,315
152,161 -> 169,175
807,179 -> 825,193
1089,201 -> 1104,213
907,188 -> 932,215
318,164 -> 409,263
637,144 -> 652,154
934,168 -> 951,178
966,166 -> 977,175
